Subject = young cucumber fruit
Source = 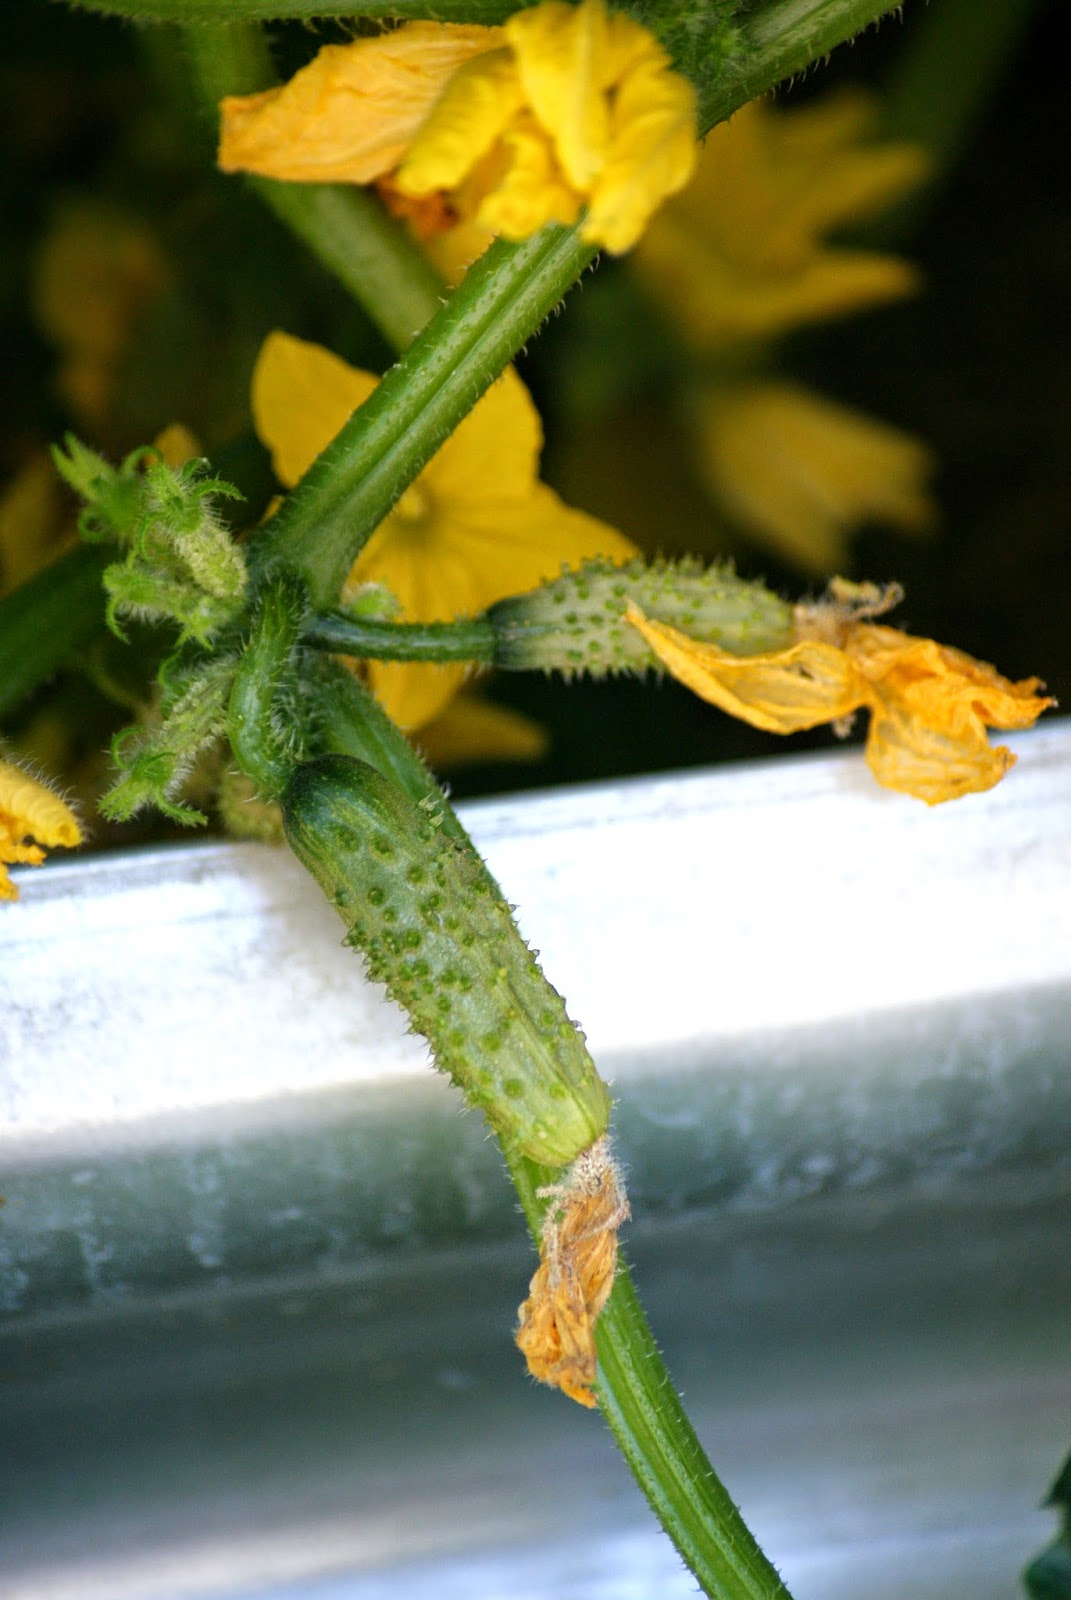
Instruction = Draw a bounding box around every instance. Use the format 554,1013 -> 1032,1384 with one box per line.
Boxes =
282,754 -> 610,1169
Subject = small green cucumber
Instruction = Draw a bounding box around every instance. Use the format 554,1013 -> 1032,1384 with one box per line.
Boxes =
282,754 -> 611,1169
488,556 -> 794,675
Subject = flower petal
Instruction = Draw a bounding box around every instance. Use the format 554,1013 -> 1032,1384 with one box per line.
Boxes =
395,47 -> 523,197
505,0 -> 612,190
849,625 -> 1053,803
416,691 -> 549,767
354,485 -> 635,730
1,760 -> 82,902
582,42 -> 697,255
626,603 -> 864,732
251,331 -> 378,489
863,695 -> 1018,804
697,381 -> 935,574
476,114 -> 583,239
631,92 -> 927,348
425,365 -> 545,503
219,26 -> 503,185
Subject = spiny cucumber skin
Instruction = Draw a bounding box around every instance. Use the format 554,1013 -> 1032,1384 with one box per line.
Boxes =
282,756 -> 610,1169
488,557 -> 794,675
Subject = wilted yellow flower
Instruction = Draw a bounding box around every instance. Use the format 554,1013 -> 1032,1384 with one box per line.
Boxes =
632,92 -> 928,351
626,581 -> 1053,805
1,759 -> 83,901
516,1135 -> 628,1408
697,381 -> 935,574
252,330 -> 636,730
219,0 -> 696,255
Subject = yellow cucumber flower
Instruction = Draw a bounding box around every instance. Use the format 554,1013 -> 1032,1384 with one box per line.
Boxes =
626,581 -> 1053,805
251,330 -> 636,731
219,0 -> 697,256
696,381 -> 935,575
631,91 -> 928,351
1,760 -> 83,901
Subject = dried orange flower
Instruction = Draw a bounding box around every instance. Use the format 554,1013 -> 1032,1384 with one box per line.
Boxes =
516,1136 -> 629,1407
1,759 -> 83,901
627,580 -> 1053,805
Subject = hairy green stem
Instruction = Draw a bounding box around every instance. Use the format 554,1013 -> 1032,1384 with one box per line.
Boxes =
700,0 -> 906,133
252,225 -> 597,607
251,184 -> 445,350
595,1266 -> 791,1600
183,23 -> 444,350
519,1142 -> 791,1600
303,611 -> 497,663
0,548 -> 110,722
312,669 -> 792,1600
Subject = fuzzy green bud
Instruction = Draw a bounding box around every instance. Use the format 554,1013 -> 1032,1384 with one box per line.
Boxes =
102,652 -> 237,824
282,754 -> 611,1169
488,557 -> 793,676
228,570 -> 310,800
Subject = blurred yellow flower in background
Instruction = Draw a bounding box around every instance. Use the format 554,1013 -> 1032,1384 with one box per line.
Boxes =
632,93 -> 927,352
1,758 -> 83,900
219,0 -> 697,256
415,691 -> 549,768
0,452 -> 73,595
696,381 -> 935,575
32,202 -> 170,431
627,581 -> 1052,804
626,92 -> 935,575
252,330 -> 636,733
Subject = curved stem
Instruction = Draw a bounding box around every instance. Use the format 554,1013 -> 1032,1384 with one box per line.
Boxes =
313,672 -> 794,1600
183,22 -> 444,351
250,183 -> 444,351
252,225 -> 596,606
700,0 -> 906,134
303,611 -> 497,663
595,1268 -> 791,1600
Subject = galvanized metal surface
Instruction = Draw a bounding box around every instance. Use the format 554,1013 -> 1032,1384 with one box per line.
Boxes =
2,724 -> 1070,1599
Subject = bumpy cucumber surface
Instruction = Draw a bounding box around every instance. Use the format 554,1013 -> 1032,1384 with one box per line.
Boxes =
282,754 -> 610,1169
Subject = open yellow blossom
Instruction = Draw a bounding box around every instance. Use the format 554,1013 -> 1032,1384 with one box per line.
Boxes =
252,330 -> 636,730
219,0 -> 697,256
626,582 -> 1052,805
631,92 -> 928,351
1,760 -> 83,901
697,381 -> 935,574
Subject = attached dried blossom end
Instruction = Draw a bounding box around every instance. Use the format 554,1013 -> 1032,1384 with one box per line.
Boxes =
515,1135 -> 629,1408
